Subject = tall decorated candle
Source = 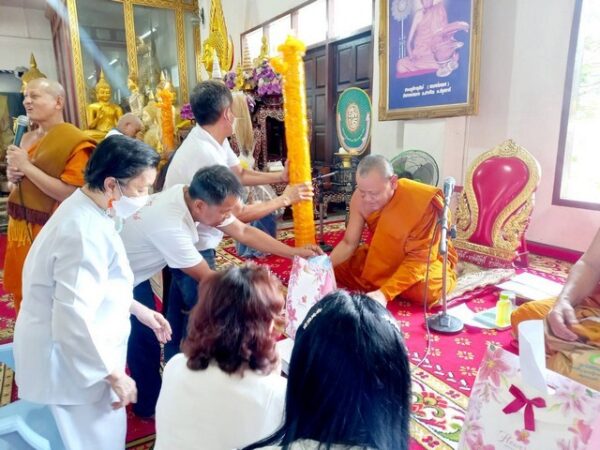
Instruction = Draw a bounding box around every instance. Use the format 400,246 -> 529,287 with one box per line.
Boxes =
271,36 -> 316,246
157,85 -> 175,153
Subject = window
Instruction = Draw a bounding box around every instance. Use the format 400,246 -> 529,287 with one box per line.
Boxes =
243,28 -> 264,62
555,0 -> 600,209
267,15 -> 293,56
297,0 -> 327,46
330,0 -> 372,38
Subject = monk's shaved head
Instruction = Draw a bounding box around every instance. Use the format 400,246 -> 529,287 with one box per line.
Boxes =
117,112 -> 144,138
357,155 -> 394,179
26,78 -> 66,99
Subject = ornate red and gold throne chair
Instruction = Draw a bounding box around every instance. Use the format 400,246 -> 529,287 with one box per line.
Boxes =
454,140 -> 541,268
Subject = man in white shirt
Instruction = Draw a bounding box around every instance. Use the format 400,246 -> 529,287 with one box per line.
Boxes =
164,80 -> 311,223
105,113 -> 144,139
122,165 -> 321,417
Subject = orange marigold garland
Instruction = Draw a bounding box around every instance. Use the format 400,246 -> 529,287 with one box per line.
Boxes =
157,87 -> 175,153
271,36 -> 316,247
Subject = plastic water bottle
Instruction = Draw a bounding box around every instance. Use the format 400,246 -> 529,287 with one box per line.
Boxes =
496,292 -> 513,328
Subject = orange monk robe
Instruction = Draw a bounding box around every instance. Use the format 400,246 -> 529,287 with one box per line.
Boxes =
335,179 -> 458,306
511,291 -> 600,346
4,142 -> 92,314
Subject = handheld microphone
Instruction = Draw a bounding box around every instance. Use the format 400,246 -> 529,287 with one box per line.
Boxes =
13,115 -> 29,147
439,176 -> 455,255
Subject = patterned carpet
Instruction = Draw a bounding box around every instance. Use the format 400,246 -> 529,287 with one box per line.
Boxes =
0,224 -> 572,449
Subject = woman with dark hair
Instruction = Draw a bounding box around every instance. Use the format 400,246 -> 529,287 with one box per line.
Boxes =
155,263 -> 287,450
13,135 -> 171,450
244,291 -> 411,450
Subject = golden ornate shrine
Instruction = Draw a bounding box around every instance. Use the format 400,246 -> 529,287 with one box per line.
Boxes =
50,0 -> 203,129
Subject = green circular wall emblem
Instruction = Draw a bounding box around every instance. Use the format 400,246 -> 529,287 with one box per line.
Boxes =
336,87 -> 372,154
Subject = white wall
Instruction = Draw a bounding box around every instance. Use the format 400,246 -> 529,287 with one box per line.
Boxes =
225,0 -> 600,252
0,6 -> 57,85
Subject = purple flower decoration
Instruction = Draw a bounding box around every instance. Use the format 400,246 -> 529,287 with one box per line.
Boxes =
180,102 -> 194,120
224,70 -> 237,90
253,61 -> 282,98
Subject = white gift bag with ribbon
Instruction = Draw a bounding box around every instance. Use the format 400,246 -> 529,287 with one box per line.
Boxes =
285,255 -> 336,339
458,320 -> 600,449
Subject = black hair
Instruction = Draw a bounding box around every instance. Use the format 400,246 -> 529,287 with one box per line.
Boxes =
243,291 -> 411,450
188,165 -> 244,205
189,80 -> 232,125
85,135 -> 160,190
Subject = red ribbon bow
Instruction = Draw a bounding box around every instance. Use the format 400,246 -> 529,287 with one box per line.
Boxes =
502,384 -> 546,432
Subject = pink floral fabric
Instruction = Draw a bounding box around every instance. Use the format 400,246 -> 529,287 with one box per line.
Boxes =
285,255 -> 336,339
459,345 -> 600,449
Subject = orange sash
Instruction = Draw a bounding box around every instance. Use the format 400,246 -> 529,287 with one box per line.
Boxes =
7,123 -> 95,225
361,179 -> 439,287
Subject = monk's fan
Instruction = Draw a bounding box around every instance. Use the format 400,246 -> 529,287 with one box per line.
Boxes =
271,37 -> 316,247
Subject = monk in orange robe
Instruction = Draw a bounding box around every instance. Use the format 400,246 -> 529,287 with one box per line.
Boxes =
511,228 -> 600,346
331,155 -> 457,306
5,78 -> 95,314
510,229 -> 600,389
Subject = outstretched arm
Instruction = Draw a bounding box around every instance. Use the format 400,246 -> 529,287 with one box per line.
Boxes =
230,160 -> 290,186
330,192 -> 365,266
548,228 -> 600,341
220,218 -> 322,259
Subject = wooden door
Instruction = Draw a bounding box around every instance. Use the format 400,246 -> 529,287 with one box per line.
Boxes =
304,45 -> 327,165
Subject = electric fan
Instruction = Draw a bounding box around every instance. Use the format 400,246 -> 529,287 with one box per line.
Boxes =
390,149 -> 440,186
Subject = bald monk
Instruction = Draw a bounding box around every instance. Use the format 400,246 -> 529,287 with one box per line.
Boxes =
330,155 -> 458,306
105,112 -> 144,139
5,78 -> 95,314
511,228 -> 600,346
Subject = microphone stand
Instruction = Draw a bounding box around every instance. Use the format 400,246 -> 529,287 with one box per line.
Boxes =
426,189 -> 464,334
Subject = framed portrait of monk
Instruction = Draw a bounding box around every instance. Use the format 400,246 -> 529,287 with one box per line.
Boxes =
379,0 -> 482,120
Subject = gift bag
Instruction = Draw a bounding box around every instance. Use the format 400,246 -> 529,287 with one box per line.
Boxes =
285,255 -> 336,338
459,320 -> 600,450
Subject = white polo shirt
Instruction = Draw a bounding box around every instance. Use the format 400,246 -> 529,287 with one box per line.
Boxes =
120,185 -> 203,286
164,125 -> 240,250
164,125 -> 240,188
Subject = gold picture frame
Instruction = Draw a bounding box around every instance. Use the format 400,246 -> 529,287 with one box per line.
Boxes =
379,0 -> 482,120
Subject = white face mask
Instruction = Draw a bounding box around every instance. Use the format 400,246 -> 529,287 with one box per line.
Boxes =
112,182 -> 149,219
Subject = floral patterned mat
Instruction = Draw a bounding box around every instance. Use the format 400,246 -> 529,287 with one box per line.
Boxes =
0,227 -> 573,450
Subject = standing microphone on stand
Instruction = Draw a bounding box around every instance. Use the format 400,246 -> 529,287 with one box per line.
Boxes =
426,176 -> 464,334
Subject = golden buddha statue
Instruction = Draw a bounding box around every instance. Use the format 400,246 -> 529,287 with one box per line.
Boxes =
156,71 -> 177,99
127,73 -> 145,118
141,97 -> 163,155
21,53 -> 46,93
85,70 -> 123,141
254,35 -> 269,66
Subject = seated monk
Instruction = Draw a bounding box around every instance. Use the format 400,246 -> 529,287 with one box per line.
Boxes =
511,228 -> 600,346
330,155 -> 458,306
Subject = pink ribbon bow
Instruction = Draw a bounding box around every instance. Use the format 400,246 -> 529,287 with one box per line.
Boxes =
502,384 -> 547,432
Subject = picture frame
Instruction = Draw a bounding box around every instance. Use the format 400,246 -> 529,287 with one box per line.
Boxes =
379,0 -> 482,120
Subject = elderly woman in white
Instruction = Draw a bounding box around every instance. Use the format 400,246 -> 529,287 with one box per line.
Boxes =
13,135 -> 171,450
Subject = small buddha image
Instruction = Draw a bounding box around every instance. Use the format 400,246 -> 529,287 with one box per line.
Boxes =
127,73 -> 146,118
85,70 -> 123,141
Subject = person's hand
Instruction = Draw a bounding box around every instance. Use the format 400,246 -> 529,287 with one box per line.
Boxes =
280,160 -> 290,183
293,244 -> 324,259
106,371 -> 137,409
6,145 -> 31,173
367,290 -> 388,307
6,164 -> 25,184
282,182 -> 313,205
547,300 -> 579,341
134,304 -> 173,344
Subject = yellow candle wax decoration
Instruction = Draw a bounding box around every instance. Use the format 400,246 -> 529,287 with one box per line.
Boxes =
157,87 -> 175,152
271,36 -> 316,247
